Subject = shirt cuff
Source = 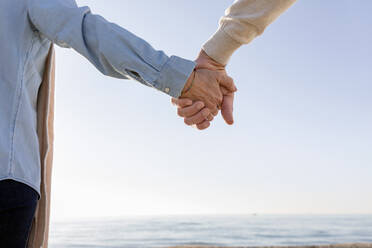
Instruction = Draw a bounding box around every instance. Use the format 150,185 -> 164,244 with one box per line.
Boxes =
202,27 -> 242,66
154,56 -> 196,98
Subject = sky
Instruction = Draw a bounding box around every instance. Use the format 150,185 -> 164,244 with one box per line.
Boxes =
50,0 -> 372,222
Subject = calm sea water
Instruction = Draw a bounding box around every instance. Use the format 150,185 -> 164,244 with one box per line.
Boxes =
49,215 -> 372,248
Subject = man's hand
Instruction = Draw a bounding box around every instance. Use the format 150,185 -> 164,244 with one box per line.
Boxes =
173,50 -> 237,129
180,68 -> 236,117
172,85 -> 234,129
171,98 -> 213,130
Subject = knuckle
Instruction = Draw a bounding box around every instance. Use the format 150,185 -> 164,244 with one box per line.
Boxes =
184,118 -> 192,126
197,121 -> 210,130
215,95 -> 223,104
195,101 -> 204,108
205,101 -> 215,111
207,114 -> 214,121
201,109 -> 210,118
177,108 -> 184,117
197,126 -> 204,130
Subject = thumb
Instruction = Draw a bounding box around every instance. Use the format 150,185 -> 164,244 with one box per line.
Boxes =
221,90 -> 235,125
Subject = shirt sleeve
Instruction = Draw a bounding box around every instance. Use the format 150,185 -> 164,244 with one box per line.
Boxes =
202,0 -> 296,65
27,0 -> 195,98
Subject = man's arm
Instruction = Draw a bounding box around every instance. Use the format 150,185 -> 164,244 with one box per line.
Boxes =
27,0 -> 195,98
203,0 -> 296,65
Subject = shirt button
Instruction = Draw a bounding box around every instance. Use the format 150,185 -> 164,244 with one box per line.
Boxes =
164,87 -> 170,93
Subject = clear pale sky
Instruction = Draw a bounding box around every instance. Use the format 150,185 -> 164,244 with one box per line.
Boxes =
50,0 -> 372,221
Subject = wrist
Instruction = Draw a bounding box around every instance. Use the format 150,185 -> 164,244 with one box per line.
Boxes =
202,27 -> 242,66
181,69 -> 196,95
195,49 -> 225,70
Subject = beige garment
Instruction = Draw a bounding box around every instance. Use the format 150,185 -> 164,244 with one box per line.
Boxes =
27,44 -> 56,248
203,0 -> 297,65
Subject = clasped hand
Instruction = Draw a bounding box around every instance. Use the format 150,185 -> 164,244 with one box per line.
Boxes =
171,50 -> 237,130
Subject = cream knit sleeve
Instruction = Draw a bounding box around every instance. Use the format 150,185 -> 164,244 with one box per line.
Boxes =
202,0 -> 296,65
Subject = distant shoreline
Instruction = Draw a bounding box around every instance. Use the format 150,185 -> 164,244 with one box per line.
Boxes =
168,243 -> 372,248
51,213 -> 372,223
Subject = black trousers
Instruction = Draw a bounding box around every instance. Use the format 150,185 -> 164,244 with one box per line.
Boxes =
0,179 -> 39,248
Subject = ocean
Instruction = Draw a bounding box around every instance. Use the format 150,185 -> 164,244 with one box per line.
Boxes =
49,215 -> 372,248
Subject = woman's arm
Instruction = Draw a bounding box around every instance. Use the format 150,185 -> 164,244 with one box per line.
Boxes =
203,0 -> 296,65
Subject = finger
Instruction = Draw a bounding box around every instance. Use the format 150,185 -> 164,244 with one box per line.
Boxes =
217,91 -> 224,109
211,107 -> 219,117
221,92 -> 235,125
172,98 -> 193,107
177,101 -> 205,117
196,120 -> 211,130
204,100 -> 219,117
184,108 -> 210,126
206,102 -> 219,116
206,113 -> 214,122
218,74 -> 237,93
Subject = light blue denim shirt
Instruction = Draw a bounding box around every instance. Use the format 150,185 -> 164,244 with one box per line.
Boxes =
0,0 -> 195,197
